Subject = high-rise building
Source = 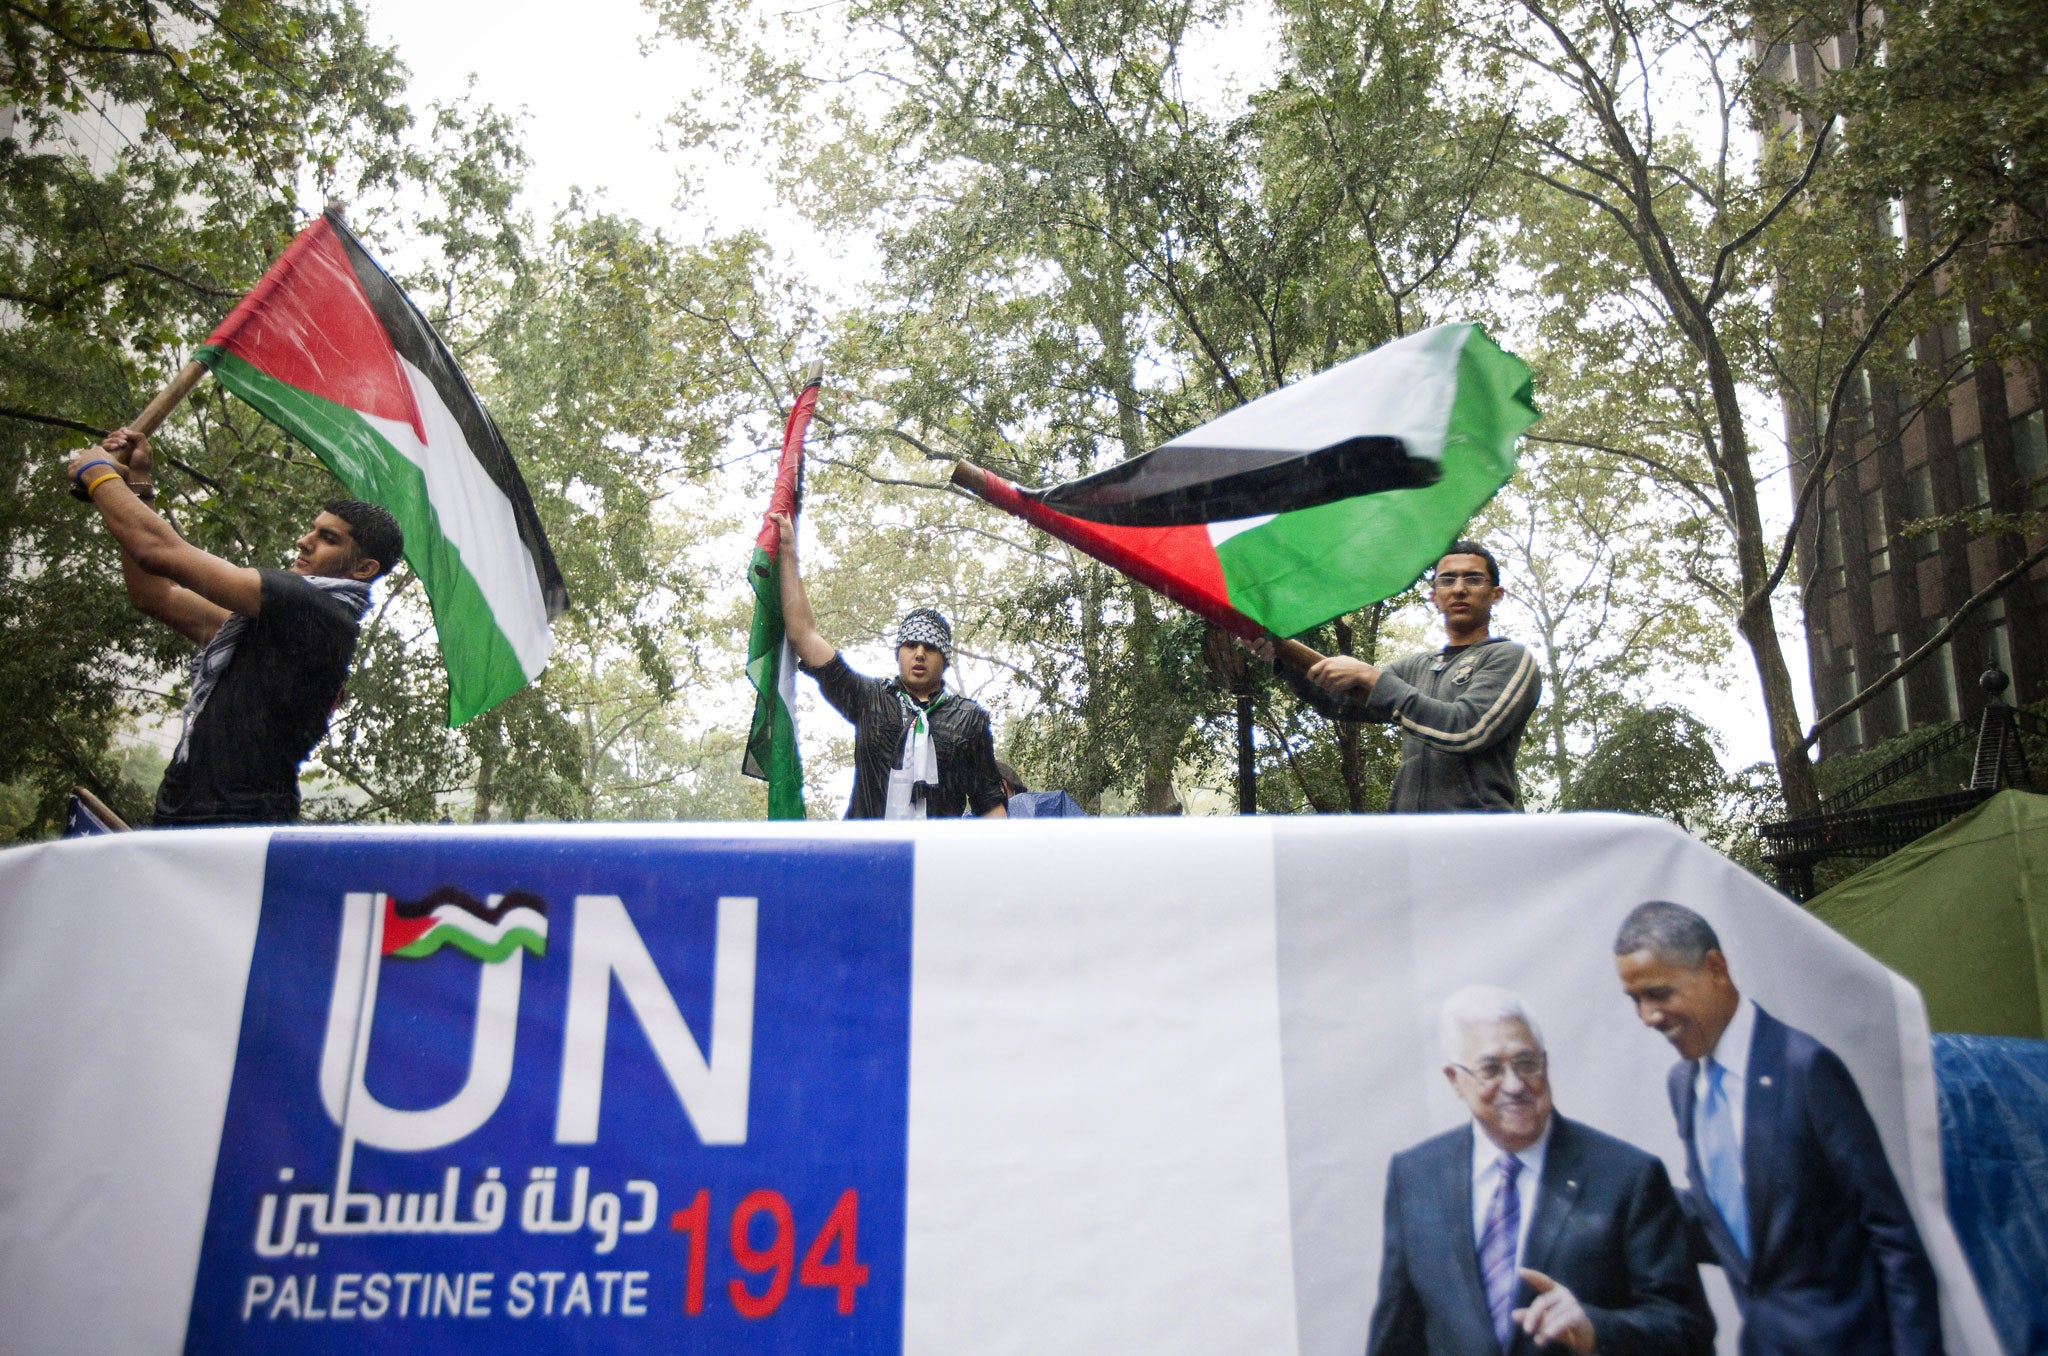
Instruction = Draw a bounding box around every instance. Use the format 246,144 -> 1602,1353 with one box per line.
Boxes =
1769,37 -> 2048,758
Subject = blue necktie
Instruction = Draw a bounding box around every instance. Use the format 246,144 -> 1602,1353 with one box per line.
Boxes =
1479,1153 -> 1522,1351
1699,1058 -> 1750,1258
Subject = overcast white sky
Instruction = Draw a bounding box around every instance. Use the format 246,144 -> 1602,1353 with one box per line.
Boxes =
361,0 -> 1811,775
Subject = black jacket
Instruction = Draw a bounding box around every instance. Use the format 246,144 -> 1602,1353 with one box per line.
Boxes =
1667,1006 -> 1942,1356
802,653 -> 1006,819
1368,1114 -> 1715,1356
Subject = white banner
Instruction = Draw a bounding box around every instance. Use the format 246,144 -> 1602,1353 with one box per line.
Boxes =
0,816 -> 1997,1354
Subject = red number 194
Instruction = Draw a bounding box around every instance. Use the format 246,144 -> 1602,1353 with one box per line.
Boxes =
669,1188 -> 869,1319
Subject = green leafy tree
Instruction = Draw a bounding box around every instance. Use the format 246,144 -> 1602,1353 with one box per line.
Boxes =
1562,703 -> 1729,831
655,0 -> 1516,813
1466,0 -> 2048,815
0,0 -> 409,832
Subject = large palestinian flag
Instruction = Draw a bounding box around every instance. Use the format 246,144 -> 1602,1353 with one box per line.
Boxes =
195,209 -> 567,725
968,323 -> 1536,639
742,370 -> 820,820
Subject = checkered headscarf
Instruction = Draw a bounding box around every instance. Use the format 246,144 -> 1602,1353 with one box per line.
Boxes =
897,608 -> 952,663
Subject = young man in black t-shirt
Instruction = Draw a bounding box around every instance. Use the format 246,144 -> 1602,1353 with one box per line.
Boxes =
766,510 -> 1006,819
68,429 -> 403,825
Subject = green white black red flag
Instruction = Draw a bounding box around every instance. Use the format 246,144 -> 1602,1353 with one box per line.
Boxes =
973,323 -> 1537,640
195,209 -> 567,725
742,370 -> 821,819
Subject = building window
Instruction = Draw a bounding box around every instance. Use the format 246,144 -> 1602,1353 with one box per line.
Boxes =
1905,463 -> 1941,557
1960,439 -> 1991,505
1865,487 -> 1890,577
1952,308 -> 1973,356
1933,641 -> 1960,722
1840,642 -> 1864,746
1986,599 -> 2014,685
1850,367 -> 1874,442
2013,409 -> 2048,509
1876,631 -> 1907,736
1886,198 -> 1907,241
1821,504 -> 1847,591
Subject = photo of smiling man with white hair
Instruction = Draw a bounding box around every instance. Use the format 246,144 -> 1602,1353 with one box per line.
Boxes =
1367,985 -> 1713,1355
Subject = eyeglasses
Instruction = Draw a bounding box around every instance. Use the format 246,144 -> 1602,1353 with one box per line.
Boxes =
1452,1054 -> 1546,1086
1431,571 -> 1493,589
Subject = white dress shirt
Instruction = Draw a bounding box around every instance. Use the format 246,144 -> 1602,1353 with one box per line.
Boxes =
1469,1117 -> 1552,1263
1695,995 -> 1756,1150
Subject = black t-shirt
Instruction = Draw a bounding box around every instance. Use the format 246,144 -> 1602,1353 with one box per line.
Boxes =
154,569 -> 367,826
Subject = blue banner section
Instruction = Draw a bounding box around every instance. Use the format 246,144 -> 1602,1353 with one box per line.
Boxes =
185,834 -> 914,1353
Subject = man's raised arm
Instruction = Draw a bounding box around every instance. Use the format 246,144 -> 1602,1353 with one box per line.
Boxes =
767,510 -> 837,670
67,431 -> 258,644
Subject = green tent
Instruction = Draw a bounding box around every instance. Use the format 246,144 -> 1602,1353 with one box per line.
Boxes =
1810,789 -> 2048,1038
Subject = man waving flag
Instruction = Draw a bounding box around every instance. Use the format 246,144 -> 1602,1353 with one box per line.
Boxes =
195,208 -> 567,725
742,362 -> 823,819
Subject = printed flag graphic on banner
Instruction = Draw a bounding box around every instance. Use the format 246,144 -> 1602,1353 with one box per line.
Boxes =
379,886 -> 548,962
969,323 -> 1537,639
743,370 -> 822,820
194,208 -> 568,726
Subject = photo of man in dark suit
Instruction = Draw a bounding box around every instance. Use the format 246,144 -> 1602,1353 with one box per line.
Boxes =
1367,986 -> 1714,1355
1613,901 -> 1944,1355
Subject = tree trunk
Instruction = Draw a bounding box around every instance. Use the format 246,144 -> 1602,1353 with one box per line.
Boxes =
1702,345 -> 1822,817
1075,564 -> 1112,813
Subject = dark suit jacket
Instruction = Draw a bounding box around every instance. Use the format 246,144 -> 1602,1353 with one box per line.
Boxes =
1667,1005 -> 1944,1355
1366,1114 -> 1714,1356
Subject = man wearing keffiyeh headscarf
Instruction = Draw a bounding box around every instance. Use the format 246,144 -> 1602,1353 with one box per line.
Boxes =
768,511 -> 1006,819
66,428 -> 401,826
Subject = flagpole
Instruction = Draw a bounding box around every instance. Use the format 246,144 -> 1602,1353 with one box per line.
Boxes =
67,359 -> 208,493
130,360 -> 209,436
948,459 -> 1327,672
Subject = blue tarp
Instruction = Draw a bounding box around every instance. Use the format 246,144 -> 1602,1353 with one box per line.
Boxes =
1935,1033 -> 2048,1356
1006,789 -> 1089,818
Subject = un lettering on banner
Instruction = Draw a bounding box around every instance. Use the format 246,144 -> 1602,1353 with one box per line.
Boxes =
183,835 -> 913,1354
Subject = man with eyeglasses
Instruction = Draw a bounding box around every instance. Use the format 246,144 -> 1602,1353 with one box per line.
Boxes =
1368,986 -> 1713,1356
1613,901 -> 1942,1355
1282,541 -> 1540,812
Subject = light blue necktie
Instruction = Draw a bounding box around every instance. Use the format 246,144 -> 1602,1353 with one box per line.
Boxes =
1479,1154 -> 1521,1350
1698,1058 -> 1750,1258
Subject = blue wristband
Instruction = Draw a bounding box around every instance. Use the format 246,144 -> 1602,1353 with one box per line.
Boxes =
71,458 -> 118,485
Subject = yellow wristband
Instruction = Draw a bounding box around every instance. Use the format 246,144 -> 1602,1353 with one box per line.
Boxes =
83,469 -> 125,497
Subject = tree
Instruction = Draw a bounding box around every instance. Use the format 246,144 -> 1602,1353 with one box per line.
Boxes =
0,0 -> 410,832
654,0 -> 1517,813
0,12 -> 819,833
1467,0 -> 2048,815
1491,413 -> 1730,807
1562,703 -> 1729,833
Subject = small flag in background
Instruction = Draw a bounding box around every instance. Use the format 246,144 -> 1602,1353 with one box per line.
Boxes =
742,367 -> 822,820
977,323 -> 1537,639
380,886 -> 547,963
195,208 -> 568,726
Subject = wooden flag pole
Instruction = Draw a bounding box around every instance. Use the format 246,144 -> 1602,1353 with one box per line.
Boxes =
68,359 -> 208,499
70,785 -> 131,833
948,459 -> 1327,672
130,359 -> 209,437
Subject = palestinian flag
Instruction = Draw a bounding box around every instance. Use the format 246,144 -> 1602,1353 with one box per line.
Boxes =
380,886 -> 547,963
970,323 -> 1536,639
195,209 -> 567,726
741,369 -> 820,820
